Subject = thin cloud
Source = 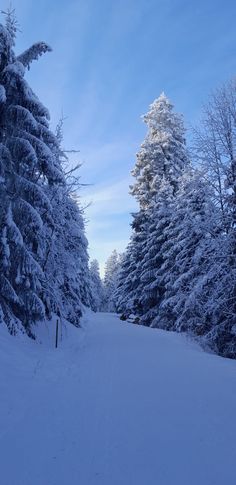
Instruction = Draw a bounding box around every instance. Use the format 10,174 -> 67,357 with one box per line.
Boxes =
82,177 -> 137,218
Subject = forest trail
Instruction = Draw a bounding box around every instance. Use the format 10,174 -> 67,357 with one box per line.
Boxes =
0,312 -> 236,485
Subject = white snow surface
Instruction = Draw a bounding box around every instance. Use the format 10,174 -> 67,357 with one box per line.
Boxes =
0,311 -> 236,485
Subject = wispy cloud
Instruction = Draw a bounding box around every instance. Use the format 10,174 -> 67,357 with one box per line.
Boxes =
82,177 -> 137,217
68,138 -> 139,180
81,176 -> 137,274
5,0 -> 236,272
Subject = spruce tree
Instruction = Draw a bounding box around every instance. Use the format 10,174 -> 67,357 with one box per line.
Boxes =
154,171 -> 218,332
137,181 -> 174,325
89,259 -> 104,312
115,211 -> 149,316
130,93 -> 189,209
102,250 -> 122,311
118,94 -> 189,322
0,18 -> 60,334
42,121 -> 92,325
190,79 -> 236,358
0,14 -> 91,334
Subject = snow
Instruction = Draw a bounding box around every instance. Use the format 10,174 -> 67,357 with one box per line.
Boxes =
0,311 -> 236,485
0,84 -> 6,103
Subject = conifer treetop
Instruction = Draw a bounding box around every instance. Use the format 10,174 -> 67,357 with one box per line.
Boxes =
130,93 -> 189,209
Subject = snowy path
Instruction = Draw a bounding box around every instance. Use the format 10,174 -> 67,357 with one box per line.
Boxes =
0,312 -> 236,485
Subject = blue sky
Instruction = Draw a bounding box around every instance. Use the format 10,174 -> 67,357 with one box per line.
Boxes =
3,0 -> 236,274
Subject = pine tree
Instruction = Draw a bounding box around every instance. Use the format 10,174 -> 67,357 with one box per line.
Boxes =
137,181 -> 174,325
0,17 -> 60,334
102,250 -> 122,311
115,211 -> 149,316
0,14 -> 91,334
130,93 -> 189,209
43,186 -> 91,325
189,79 -> 236,358
154,171 -> 219,332
118,94 -> 189,322
41,120 -> 92,325
199,233 -> 236,358
89,259 -> 104,312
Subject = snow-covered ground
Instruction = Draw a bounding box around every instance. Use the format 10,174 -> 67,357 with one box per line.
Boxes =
0,312 -> 236,485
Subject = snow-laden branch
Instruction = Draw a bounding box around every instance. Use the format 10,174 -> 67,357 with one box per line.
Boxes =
17,42 -> 52,69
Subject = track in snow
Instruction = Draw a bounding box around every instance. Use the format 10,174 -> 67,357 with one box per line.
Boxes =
0,311 -> 236,485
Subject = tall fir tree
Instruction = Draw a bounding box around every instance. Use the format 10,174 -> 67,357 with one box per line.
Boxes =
115,211 -> 149,315
154,171 -> 219,333
89,259 -> 104,312
0,18 -> 60,334
102,250 -> 122,311
0,14 -> 91,335
117,94 -> 189,319
137,181 -> 174,325
190,79 -> 236,357
42,120 -> 92,325
130,93 -> 189,209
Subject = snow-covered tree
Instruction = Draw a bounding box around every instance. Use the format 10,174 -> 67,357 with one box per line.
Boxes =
117,86 -> 236,359
102,250 -> 122,312
115,211 -> 149,316
89,259 -> 104,312
42,186 -> 91,325
151,171 -> 218,331
130,93 -> 189,209
41,119 -> 92,325
117,94 -> 189,321
199,233 -> 236,358
189,79 -> 236,357
136,181 -> 174,325
0,14 -> 91,334
0,18 -> 60,334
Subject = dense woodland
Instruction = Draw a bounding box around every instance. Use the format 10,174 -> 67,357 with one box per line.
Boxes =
111,90 -> 236,359
0,14 -> 235,358
0,15 -> 93,335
